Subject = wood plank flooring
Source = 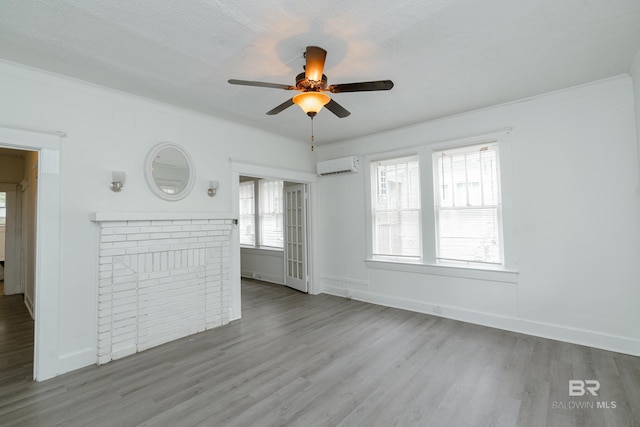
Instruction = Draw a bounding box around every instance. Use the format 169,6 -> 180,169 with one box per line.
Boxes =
1,279 -> 639,426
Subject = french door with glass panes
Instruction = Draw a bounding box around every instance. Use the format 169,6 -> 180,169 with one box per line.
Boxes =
284,184 -> 308,293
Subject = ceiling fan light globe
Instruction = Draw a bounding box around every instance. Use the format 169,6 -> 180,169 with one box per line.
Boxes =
292,92 -> 330,115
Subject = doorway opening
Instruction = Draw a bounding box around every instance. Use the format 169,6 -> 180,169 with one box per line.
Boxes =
0,125 -> 62,381
0,146 -> 39,380
230,161 -> 317,321
238,176 -> 310,293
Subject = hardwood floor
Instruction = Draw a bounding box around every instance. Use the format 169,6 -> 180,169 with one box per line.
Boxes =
0,280 -> 34,386
1,279 -> 639,426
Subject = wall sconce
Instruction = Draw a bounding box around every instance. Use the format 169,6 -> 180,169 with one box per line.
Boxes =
208,180 -> 219,197
110,171 -> 126,192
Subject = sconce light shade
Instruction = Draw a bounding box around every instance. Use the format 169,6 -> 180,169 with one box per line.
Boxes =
110,171 -> 126,192
208,180 -> 219,197
293,92 -> 330,116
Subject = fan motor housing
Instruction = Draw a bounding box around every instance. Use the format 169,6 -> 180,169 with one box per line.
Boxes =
296,72 -> 327,91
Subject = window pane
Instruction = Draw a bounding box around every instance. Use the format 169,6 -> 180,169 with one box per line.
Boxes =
0,192 -> 6,226
480,149 -> 499,205
239,181 -> 255,246
437,208 -> 501,264
434,143 -> 502,264
372,156 -> 420,258
466,153 -> 482,206
452,155 -> 467,206
259,179 -> 283,248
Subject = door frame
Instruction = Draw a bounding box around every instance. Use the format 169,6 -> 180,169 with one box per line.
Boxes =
230,160 -> 318,319
20,180 -> 30,312
0,125 -> 63,381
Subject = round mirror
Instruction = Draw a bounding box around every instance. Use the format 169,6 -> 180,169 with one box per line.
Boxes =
144,142 -> 195,201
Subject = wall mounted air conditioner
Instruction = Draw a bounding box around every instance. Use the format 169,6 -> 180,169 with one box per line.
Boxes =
316,156 -> 359,176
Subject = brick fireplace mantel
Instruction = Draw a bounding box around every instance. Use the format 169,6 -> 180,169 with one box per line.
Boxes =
91,212 -> 236,364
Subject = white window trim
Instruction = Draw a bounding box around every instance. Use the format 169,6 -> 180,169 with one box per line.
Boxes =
365,258 -> 518,283
432,141 -> 503,266
364,129 -> 518,281
240,246 -> 283,255
364,148 -> 423,262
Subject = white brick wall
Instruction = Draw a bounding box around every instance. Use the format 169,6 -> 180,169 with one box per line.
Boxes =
96,218 -> 233,364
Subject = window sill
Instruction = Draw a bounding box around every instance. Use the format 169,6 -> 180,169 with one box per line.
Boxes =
365,258 -> 518,283
240,246 -> 284,255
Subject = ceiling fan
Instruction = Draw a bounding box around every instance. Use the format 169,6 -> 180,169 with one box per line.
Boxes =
228,46 -> 394,122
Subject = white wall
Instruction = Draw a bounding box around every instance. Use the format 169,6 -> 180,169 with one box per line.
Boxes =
240,248 -> 285,284
631,56 -> 640,357
0,154 -> 24,182
631,50 -> 640,178
316,75 -> 640,355
0,59 -> 315,375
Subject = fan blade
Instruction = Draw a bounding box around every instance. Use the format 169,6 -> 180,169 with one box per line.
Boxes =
266,98 -> 295,115
228,79 -> 295,90
327,80 -> 394,93
305,46 -> 327,82
324,99 -> 351,118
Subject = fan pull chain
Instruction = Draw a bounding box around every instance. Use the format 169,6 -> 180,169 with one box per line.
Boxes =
310,116 -> 315,151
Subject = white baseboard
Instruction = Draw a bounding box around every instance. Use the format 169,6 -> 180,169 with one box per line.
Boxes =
322,284 -> 640,357
241,271 -> 284,285
323,285 -> 350,298
24,292 -> 34,320
57,347 -> 96,375
319,274 -> 369,297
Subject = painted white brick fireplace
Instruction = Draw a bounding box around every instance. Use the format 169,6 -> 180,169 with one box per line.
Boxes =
91,212 -> 235,364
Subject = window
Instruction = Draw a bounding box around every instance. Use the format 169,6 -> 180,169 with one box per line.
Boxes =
433,143 -> 502,265
365,131 -> 514,280
259,179 -> 284,248
238,181 -> 255,246
239,178 -> 283,249
371,156 -> 421,259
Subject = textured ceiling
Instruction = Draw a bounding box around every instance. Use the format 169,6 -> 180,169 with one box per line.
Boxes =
1,0 -> 640,144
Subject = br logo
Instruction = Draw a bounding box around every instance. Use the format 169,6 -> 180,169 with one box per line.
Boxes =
569,380 -> 600,396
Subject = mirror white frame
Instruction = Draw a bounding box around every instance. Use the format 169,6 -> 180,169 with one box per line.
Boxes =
144,142 -> 196,201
